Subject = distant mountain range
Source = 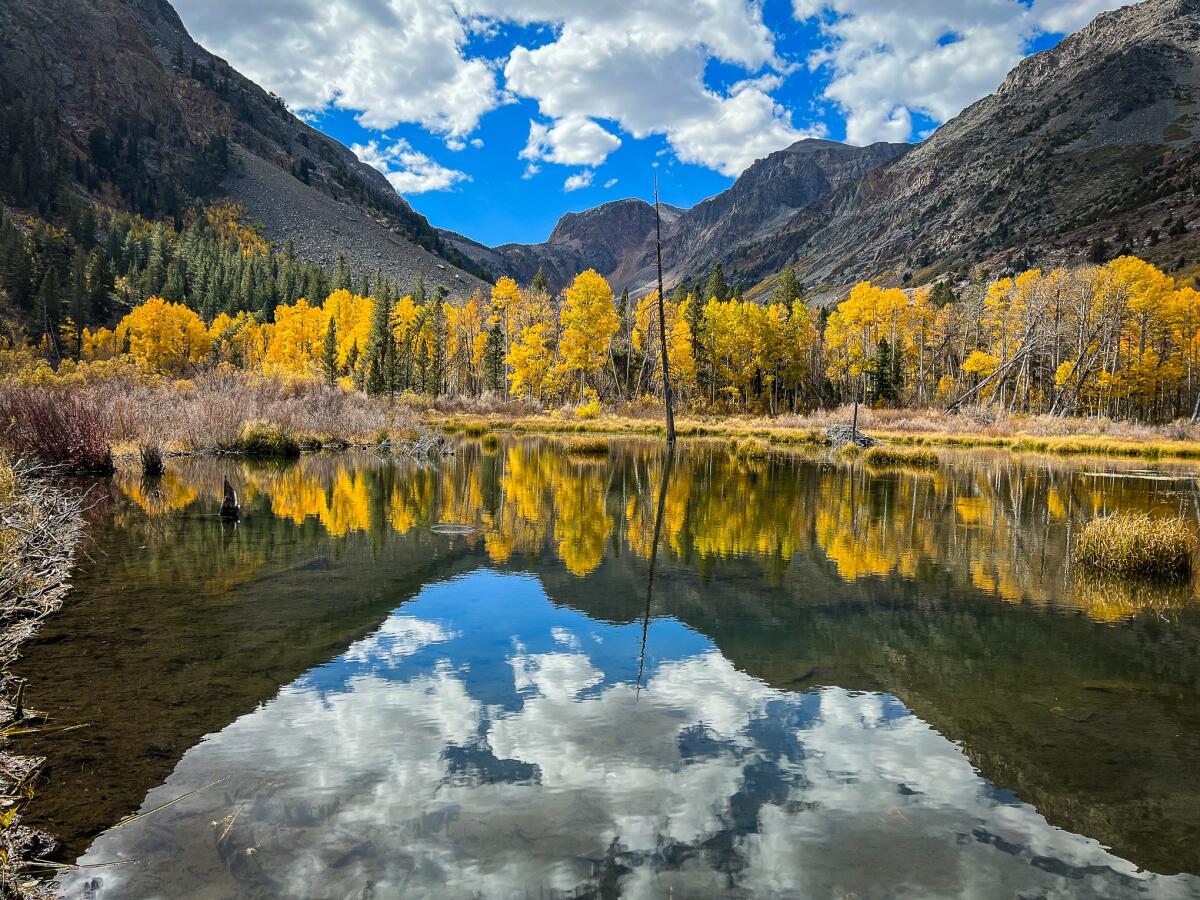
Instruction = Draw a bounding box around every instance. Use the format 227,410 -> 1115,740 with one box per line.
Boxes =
1,0 -> 1198,302
449,0 -> 1200,300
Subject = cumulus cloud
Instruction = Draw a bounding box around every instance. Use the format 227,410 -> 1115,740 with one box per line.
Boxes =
501,5 -> 816,177
795,0 -> 1126,144
563,171 -> 594,192
352,139 -> 469,195
176,0 -> 812,179
174,0 -> 498,138
520,116 -> 621,167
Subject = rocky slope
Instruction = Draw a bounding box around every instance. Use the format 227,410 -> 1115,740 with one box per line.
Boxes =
455,0 -> 1200,300
729,0 -> 1200,301
0,0 -> 487,287
441,198 -> 686,293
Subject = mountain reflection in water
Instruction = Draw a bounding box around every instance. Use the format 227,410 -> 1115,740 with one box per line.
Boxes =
14,439 -> 1200,898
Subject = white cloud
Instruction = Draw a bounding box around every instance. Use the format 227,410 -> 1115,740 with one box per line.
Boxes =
174,0 -> 498,139
521,162 -> 541,180
520,116 -> 622,167
352,139 -> 469,195
795,0 -> 1126,144
604,178 -> 618,189
563,171 -> 594,192
501,6 -> 816,177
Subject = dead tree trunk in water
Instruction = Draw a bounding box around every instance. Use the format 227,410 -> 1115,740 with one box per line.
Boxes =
220,478 -> 240,521
654,175 -> 676,445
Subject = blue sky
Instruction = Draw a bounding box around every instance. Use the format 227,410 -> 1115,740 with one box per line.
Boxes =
173,0 -> 1119,246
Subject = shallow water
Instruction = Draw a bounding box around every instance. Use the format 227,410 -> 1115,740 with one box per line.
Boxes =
15,438 -> 1200,898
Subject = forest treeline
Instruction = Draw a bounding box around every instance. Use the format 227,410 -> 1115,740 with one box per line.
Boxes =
2,199 -> 1198,422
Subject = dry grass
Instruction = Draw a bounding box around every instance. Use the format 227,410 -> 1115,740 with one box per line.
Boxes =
417,403 -> 1200,461
229,421 -> 301,458
1074,513 -> 1195,579
863,446 -> 940,469
481,432 -> 501,451
564,436 -> 611,456
47,371 -> 418,454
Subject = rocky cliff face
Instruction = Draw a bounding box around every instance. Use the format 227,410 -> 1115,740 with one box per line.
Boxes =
0,0 -> 488,293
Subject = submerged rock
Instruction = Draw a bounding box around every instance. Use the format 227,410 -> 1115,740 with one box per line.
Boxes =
826,424 -> 880,449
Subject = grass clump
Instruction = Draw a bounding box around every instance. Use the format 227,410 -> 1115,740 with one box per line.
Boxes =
1074,513 -> 1194,579
565,436 -> 610,456
481,432 -> 501,451
232,421 -> 300,458
462,420 -> 490,437
138,442 -> 165,476
732,437 -> 770,460
863,445 -> 939,469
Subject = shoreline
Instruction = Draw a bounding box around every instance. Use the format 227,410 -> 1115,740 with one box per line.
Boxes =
0,462 -> 87,899
426,414 -> 1200,462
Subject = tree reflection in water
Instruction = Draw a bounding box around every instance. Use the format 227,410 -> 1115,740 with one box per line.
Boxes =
14,437 -> 1200,897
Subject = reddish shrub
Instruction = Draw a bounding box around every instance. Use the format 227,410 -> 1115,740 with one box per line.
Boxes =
0,387 -> 114,474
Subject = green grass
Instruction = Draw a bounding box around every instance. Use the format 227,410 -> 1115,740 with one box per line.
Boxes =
732,437 -> 771,460
1074,513 -> 1195,579
481,432 -> 501,451
863,445 -> 939,469
230,421 -> 301,458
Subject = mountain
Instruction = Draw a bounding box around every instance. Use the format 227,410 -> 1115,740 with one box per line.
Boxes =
448,140 -> 906,294
729,0 -> 1200,301
457,0 -> 1200,301
0,0 -> 489,294
440,198 -> 686,293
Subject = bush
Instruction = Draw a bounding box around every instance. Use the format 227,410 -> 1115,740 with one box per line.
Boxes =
565,436 -> 610,456
576,388 -> 601,420
863,446 -> 939,469
1074,513 -> 1194,579
0,386 -> 113,473
231,421 -> 300,458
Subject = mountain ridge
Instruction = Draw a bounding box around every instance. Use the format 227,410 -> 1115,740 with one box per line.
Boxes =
0,0 -> 489,294
450,0 -> 1200,300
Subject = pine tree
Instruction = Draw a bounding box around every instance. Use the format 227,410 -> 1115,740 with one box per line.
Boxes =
334,252 -> 351,292
365,283 -> 392,396
930,281 -> 955,307
871,338 -> 900,405
67,250 -> 89,358
773,267 -> 802,304
531,267 -> 548,295
704,263 -> 729,302
36,265 -> 62,357
322,316 -> 339,386
483,321 -> 504,394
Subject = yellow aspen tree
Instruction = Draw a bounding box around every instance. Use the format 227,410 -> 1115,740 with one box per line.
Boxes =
557,269 -> 619,398
116,297 -> 212,375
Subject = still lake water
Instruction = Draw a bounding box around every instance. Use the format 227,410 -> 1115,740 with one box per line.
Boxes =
15,437 -> 1200,898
